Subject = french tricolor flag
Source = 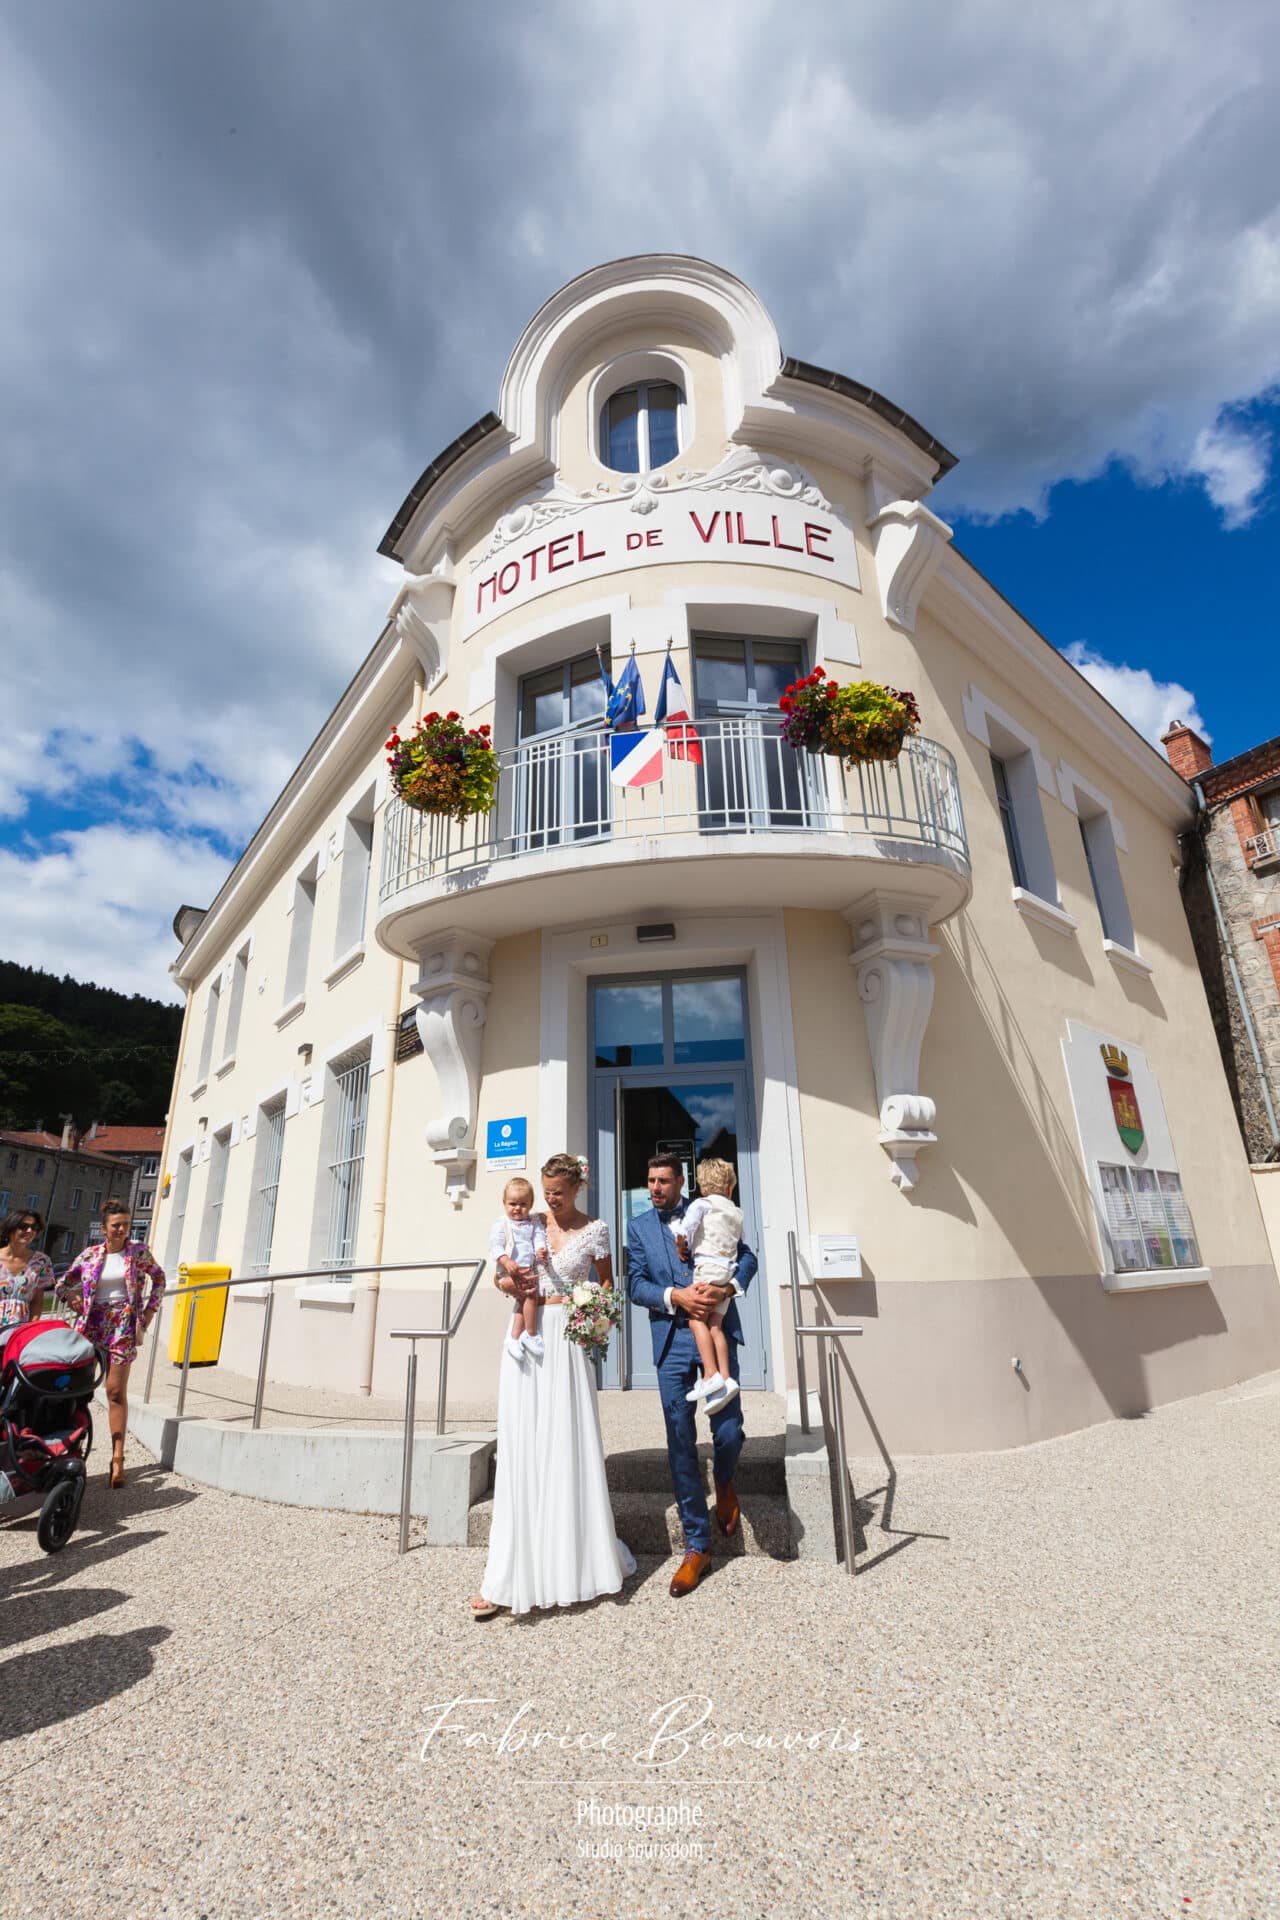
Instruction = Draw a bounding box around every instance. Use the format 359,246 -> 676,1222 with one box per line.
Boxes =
653,655 -> 702,764
609,727 -> 665,787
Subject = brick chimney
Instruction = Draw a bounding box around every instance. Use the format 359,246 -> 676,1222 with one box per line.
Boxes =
1161,721 -> 1214,782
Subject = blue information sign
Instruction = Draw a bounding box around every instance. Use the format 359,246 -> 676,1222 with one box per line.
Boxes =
485,1117 -> 527,1171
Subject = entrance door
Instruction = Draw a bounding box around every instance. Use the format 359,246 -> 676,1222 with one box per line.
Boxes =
589,973 -> 770,1390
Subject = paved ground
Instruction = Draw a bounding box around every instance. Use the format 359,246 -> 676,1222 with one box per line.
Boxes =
3,1372 -> 1277,1920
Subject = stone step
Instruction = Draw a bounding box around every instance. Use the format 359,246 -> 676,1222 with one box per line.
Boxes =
465,1487 -> 795,1559
602,1434 -> 786,1496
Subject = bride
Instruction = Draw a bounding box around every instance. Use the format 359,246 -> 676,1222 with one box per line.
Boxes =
470,1151 -> 636,1618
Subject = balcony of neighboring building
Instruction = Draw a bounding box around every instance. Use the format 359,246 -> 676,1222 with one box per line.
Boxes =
375,718 -> 971,955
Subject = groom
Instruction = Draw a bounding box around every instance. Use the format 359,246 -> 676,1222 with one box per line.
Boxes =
627,1153 -> 758,1597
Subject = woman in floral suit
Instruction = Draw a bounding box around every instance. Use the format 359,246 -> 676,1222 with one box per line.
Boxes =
58,1197 -> 165,1488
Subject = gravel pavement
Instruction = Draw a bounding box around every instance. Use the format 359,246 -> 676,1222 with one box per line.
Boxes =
2,1371 -> 1277,1920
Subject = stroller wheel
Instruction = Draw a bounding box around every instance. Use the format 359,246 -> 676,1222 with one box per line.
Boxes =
37,1477 -> 82,1554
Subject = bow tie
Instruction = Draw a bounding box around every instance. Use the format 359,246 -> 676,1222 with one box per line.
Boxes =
657,1203 -> 686,1223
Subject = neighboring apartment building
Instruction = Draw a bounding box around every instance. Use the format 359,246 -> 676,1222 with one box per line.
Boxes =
80,1124 -> 167,1240
156,254 -> 1280,1453
0,1124 -> 139,1260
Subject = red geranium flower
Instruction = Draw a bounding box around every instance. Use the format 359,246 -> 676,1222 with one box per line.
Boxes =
447,711 -> 460,721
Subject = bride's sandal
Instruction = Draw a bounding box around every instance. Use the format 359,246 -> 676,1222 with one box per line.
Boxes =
469,1595 -> 502,1620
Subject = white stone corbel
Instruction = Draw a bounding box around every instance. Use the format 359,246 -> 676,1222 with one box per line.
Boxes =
389,565 -> 456,691
847,892 -> 940,1192
411,928 -> 494,1208
866,497 -> 953,632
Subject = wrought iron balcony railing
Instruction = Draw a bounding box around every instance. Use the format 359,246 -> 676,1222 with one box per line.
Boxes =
379,720 -> 968,905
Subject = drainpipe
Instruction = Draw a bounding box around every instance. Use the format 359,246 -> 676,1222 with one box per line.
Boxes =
354,667 -> 424,1396
1192,779 -> 1280,1153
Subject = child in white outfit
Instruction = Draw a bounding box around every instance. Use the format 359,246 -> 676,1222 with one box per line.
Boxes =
489,1177 -> 550,1362
672,1157 -> 743,1410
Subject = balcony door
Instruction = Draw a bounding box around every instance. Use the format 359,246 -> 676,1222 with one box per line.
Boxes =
515,650 -> 610,850
691,632 -> 825,830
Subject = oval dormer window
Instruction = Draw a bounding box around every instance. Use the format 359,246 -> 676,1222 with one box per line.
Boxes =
600,380 -> 684,473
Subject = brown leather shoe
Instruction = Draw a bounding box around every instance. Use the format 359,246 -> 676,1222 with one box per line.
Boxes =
669,1550 -> 712,1597
714,1481 -> 740,1537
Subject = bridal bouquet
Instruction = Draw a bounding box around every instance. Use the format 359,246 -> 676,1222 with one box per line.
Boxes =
563,1279 -> 623,1360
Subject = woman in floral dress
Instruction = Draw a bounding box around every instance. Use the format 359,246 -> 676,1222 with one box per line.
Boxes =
57,1198 -> 165,1488
0,1208 -> 54,1332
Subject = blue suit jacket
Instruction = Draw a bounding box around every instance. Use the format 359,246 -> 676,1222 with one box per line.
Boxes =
626,1205 -> 759,1369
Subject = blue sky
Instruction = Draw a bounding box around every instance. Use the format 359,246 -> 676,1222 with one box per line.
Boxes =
2,2 -> 1278,998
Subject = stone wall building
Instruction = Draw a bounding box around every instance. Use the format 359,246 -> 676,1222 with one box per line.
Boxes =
1161,722 -> 1280,1165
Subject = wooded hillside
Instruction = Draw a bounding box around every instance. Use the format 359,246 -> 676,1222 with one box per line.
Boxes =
0,960 -> 181,1128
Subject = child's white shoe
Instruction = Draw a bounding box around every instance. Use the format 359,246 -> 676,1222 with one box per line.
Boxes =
703,1377 -> 740,1413
685,1373 -> 724,1403
504,1334 -> 526,1364
520,1331 -> 545,1358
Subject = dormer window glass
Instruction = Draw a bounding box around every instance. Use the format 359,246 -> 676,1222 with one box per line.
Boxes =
601,381 -> 683,473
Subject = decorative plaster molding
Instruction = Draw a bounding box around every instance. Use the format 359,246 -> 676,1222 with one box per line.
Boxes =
477,446 -> 834,561
411,929 -> 495,1208
866,498 -> 953,632
389,567 -> 456,686
847,892 -> 941,1192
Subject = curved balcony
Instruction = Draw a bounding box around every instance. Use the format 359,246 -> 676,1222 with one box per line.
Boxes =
376,722 -> 971,955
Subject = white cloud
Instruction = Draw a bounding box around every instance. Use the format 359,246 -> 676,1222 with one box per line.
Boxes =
0,826 -> 230,1001
1185,419 -> 1272,528
1063,643 -> 1211,750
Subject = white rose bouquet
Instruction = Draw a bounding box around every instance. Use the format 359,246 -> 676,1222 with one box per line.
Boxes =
562,1277 -> 623,1360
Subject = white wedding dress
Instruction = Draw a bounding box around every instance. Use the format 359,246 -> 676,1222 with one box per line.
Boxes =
481,1217 -> 636,1614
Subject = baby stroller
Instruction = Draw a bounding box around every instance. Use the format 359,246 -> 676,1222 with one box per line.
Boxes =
0,1318 -> 105,1552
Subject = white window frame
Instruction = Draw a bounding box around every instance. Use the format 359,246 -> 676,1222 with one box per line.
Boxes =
198,1129 -> 232,1263
245,1101 -> 287,1275
194,974 -> 221,1090
0,1191 -> 9,1213
331,789 -> 375,968
167,1150 -> 193,1271
142,1157 -> 159,1178
281,857 -> 319,1016
594,353 -> 690,474
70,1188 -> 83,1210
1057,762 -> 1143,964
317,1047 -> 371,1279
962,686 -> 1070,929
220,941 -> 251,1069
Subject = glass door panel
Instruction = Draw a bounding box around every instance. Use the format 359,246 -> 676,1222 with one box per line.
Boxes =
595,1073 -> 767,1391
515,649 -> 611,849
692,633 -> 822,829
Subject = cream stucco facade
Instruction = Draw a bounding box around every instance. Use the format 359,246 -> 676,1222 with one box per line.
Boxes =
158,255 -> 1280,1452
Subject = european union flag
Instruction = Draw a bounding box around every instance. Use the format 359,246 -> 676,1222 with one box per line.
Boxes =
605,653 -> 645,731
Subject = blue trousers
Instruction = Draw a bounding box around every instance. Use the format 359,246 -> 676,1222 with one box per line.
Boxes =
655,1325 -> 745,1554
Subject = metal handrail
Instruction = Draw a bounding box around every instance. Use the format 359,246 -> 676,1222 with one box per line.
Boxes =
380,723 -> 969,903
140,1258 -> 485,1432
388,1258 -> 489,1554
788,1227 -> 864,1580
